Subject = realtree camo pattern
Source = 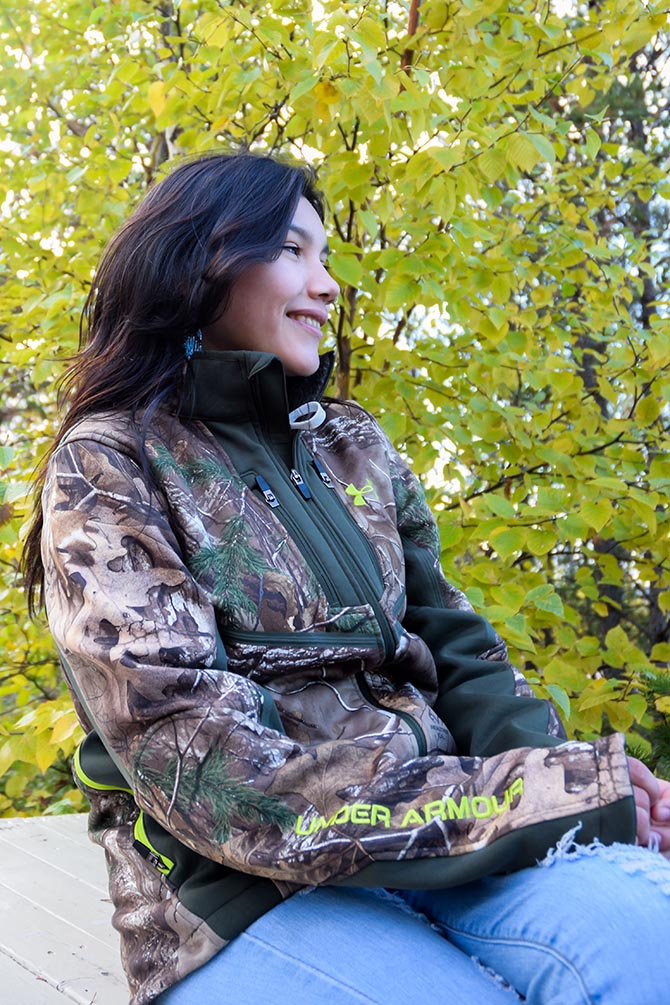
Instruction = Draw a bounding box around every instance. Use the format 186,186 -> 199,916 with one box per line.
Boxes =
88,790 -> 226,999
42,401 -> 632,1004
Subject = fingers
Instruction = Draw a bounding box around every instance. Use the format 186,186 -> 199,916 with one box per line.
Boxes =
627,756 -> 660,804
628,758 -> 670,851
651,778 -> 670,820
628,756 -> 654,847
650,778 -> 670,851
633,783 -> 652,847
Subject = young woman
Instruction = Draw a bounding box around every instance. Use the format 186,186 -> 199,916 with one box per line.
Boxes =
24,153 -> 670,1005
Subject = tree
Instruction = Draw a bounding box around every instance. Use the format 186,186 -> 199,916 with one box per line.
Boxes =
1,0 -> 669,814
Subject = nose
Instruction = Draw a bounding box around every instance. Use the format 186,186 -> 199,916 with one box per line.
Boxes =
310,260 -> 340,304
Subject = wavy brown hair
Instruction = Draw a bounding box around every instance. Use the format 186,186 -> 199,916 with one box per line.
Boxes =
23,151 -> 324,612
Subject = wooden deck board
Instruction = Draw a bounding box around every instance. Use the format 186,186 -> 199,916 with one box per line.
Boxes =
0,952 -> 81,1002
0,815 -> 127,1003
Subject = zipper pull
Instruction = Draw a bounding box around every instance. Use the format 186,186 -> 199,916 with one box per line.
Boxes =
290,468 -> 312,500
312,458 -> 334,489
255,474 -> 279,508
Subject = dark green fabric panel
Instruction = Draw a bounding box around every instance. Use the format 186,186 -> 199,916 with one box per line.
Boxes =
142,814 -> 284,941
78,729 -> 285,943
401,535 -> 563,756
405,602 -> 562,756
402,536 -> 446,609
258,685 -> 287,733
187,350 -> 385,614
78,730 -> 130,789
335,797 -> 636,890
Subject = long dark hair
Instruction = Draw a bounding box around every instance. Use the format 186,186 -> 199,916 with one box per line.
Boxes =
23,152 -> 325,611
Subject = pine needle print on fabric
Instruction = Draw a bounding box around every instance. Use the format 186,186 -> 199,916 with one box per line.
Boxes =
137,744 -> 297,843
191,516 -> 270,626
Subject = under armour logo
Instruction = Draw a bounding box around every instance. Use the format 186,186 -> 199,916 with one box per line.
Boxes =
345,479 -> 376,506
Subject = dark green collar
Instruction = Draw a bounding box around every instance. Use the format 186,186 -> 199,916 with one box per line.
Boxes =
182,350 -> 335,429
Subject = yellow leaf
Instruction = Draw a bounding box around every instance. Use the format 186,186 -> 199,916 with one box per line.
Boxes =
331,253 -> 363,287
314,81 -> 339,106
148,81 -> 166,118
637,394 -> 660,426
479,146 -> 506,182
578,688 -> 618,711
488,526 -> 528,559
199,13 -> 230,48
210,113 -> 232,133
655,696 -> 670,715
50,712 -> 81,746
605,624 -> 632,654
605,701 -> 633,733
0,741 -> 14,777
35,734 -> 57,774
628,497 -> 657,536
526,529 -> 555,556
505,134 -> 542,173
542,658 -> 586,693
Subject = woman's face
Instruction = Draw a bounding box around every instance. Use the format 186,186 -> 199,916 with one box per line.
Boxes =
202,197 -> 340,377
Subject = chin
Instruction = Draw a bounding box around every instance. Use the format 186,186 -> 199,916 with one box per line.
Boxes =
283,357 -> 321,378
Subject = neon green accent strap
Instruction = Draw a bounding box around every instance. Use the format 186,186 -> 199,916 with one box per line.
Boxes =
73,742 -> 133,794
133,812 -> 175,877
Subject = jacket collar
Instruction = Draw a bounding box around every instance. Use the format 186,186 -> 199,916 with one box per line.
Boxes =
182,350 -> 334,429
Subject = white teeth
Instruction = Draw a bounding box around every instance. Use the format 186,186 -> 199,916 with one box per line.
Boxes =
290,314 -> 321,331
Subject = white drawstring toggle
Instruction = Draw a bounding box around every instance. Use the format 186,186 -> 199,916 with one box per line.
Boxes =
288,401 -> 326,430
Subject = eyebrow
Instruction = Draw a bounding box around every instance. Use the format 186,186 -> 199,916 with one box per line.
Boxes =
287,224 -> 330,257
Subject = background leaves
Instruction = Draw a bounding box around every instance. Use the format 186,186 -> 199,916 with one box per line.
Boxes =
2,0 -> 670,813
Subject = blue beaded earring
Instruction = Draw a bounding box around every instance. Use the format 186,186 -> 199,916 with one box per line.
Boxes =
184,329 -> 203,359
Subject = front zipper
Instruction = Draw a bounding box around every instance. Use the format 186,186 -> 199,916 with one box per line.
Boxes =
355,671 -> 428,757
261,491 -> 345,607
249,474 -> 344,607
223,627 -> 381,650
244,379 -> 396,661
294,436 -> 397,662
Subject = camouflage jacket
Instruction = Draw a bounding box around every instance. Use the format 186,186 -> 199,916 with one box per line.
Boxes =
41,350 -> 635,1004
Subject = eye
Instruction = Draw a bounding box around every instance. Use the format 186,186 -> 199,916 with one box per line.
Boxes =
283,243 -> 301,256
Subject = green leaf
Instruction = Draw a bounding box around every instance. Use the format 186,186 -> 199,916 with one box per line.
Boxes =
527,133 -> 556,164
585,128 -> 601,159
526,529 -> 555,556
605,625 -> 632,655
526,587 -> 564,617
484,495 -> 516,519
331,254 -> 363,288
581,500 -> 612,532
546,684 -> 570,721
488,526 -> 527,559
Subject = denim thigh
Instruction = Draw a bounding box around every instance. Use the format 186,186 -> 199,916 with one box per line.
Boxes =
156,885 -> 518,1005
399,837 -> 670,1005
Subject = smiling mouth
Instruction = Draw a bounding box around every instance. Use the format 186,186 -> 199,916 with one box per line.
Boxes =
288,313 -> 324,333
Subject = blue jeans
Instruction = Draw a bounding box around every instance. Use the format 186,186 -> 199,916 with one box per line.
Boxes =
157,838 -> 670,1004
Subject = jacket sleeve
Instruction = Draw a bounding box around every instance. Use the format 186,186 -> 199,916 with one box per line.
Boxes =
42,437 -> 635,891
389,444 -> 571,755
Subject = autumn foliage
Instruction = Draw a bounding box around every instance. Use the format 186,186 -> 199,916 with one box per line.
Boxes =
1,0 -> 669,815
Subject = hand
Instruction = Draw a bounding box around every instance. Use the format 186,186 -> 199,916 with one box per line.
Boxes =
627,756 -> 670,854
